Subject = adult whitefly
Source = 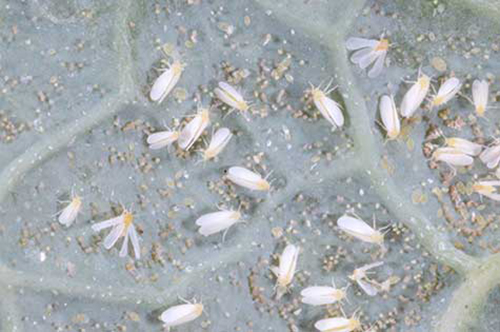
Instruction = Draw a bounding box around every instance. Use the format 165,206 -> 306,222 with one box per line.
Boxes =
472,79 -> 489,117
400,71 -> 430,118
147,130 -> 180,150
91,209 -> 141,259
379,94 -> 400,140
479,143 -> 500,169
159,302 -> 203,328
214,81 -> 250,112
58,194 -> 82,227
178,108 -> 210,151
346,37 -> 389,78
150,60 -> 184,104
195,209 -> 242,237
337,215 -> 385,246
431,77 -> 461,108
309,83 -> 344,129
203,127 -> 233,161
226,166 -> 271,191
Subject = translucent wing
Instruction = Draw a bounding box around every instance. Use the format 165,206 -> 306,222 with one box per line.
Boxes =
119,230 -> 130,257
150,69 -> 175,103
368,50 -> 386,78
345,37 -> 378,50
91,215 -> 123,232
103,223 -> 125,249
129,225 -> 141,259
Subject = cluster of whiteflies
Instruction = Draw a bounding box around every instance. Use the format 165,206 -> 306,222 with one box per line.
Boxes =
346,38 -> 499,204
54,35 -> 495,330
263,214 -> 393,331
54,53 -> 275,329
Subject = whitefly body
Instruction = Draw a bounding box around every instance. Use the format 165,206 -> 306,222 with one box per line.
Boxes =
159,303 -> 203,328
271,244 -> 300,298
178,108 -> 210,151
379,94 -> 400,140
147,130 -> 180,150
345,37 -> 389,78
196,210 -> 242,236
473,180 -> 500,201
337,215 -> 384,246
301,286 -> 346,306
314,316 -> 361,332
204,127 -> 233,161
214,81 -> 249,112
431,77 -> 461,108
150,60 -> 184,104
226,166 -> 270,191
310,85 -> 344,129
432,147 -> 473,167
91,210 -> 141,259
472,79 -> 489,117
480,143 -> 500,169
400,72 -> 430,118
58,195 -> 82,226
445,137 -> 482,156
349,261 -> 384,296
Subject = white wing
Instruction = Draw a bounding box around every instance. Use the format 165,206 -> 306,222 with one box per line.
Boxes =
218,82 -> 244,102
357,279 -> 379,296
316,95 -> 344,128
91,215 -> 123,232
345,37 -> 378,50
103,223 -> 125,249
119,229 -> 130,257
147,131 -> 178,150
178,111 -> 209,151
368,50 -> 386,78
434,148 -> 473,166
337,215 -> 376,237
380,95 -> 400,138
472,79 -> 488,113
227,166 -> 267,190
479,145 -> 500,169
150,69 -> 175,103
278,244 -> 299,285
208,128 -> 232,150
58,202 -> 80,226
160,304 -> 202,326
129,225 -> 141,259
314,317 -> 350,331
